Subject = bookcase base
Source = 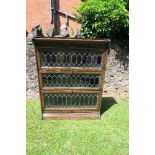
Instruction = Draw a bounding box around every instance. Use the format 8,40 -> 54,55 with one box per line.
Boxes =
42,112 -> 100,120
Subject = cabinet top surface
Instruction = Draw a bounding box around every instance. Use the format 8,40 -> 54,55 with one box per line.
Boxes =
33,37 -> 110,43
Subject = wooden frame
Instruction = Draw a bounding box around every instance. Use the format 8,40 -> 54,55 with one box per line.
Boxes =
33,38 -> 110,119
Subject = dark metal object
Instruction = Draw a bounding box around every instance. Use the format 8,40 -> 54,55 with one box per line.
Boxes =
50,0 -> 77,36
57,10 -> 76,20
57,10 -> 76,26
51,0 -> 57,34
26,30 -> 28,37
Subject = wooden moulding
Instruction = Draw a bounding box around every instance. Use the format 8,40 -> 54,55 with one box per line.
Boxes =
43,108 -> 98,113
42,112 -> 100,120
42,87 -> 100,92
33,38 -> 110,50
39,67 -> 102,74
41,88 -> 100,93
33,37 -> 110,43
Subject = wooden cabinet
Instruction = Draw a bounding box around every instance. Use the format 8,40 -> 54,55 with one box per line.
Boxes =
33,38 -> 110,119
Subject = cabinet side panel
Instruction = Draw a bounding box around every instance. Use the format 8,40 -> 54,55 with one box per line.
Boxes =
97,50 -> 107,111
34,45 -> 44,117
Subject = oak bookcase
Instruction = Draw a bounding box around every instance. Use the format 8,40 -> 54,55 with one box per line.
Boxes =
33,38 -> 110,119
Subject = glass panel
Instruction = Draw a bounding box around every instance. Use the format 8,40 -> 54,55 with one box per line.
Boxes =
40,49 -> 102,67
44,93 -> 97,108
42,74 -> 99,87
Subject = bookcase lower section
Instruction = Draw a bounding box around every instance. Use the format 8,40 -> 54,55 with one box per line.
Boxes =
42,112 -> 100,120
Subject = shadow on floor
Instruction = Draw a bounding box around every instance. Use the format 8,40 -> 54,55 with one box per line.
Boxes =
100,97 -> 117,115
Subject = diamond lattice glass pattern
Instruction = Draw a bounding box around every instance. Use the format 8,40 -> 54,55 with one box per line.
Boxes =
44,93 -> 97,108
40,49 -> 102,67
42,74 -> 99,87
